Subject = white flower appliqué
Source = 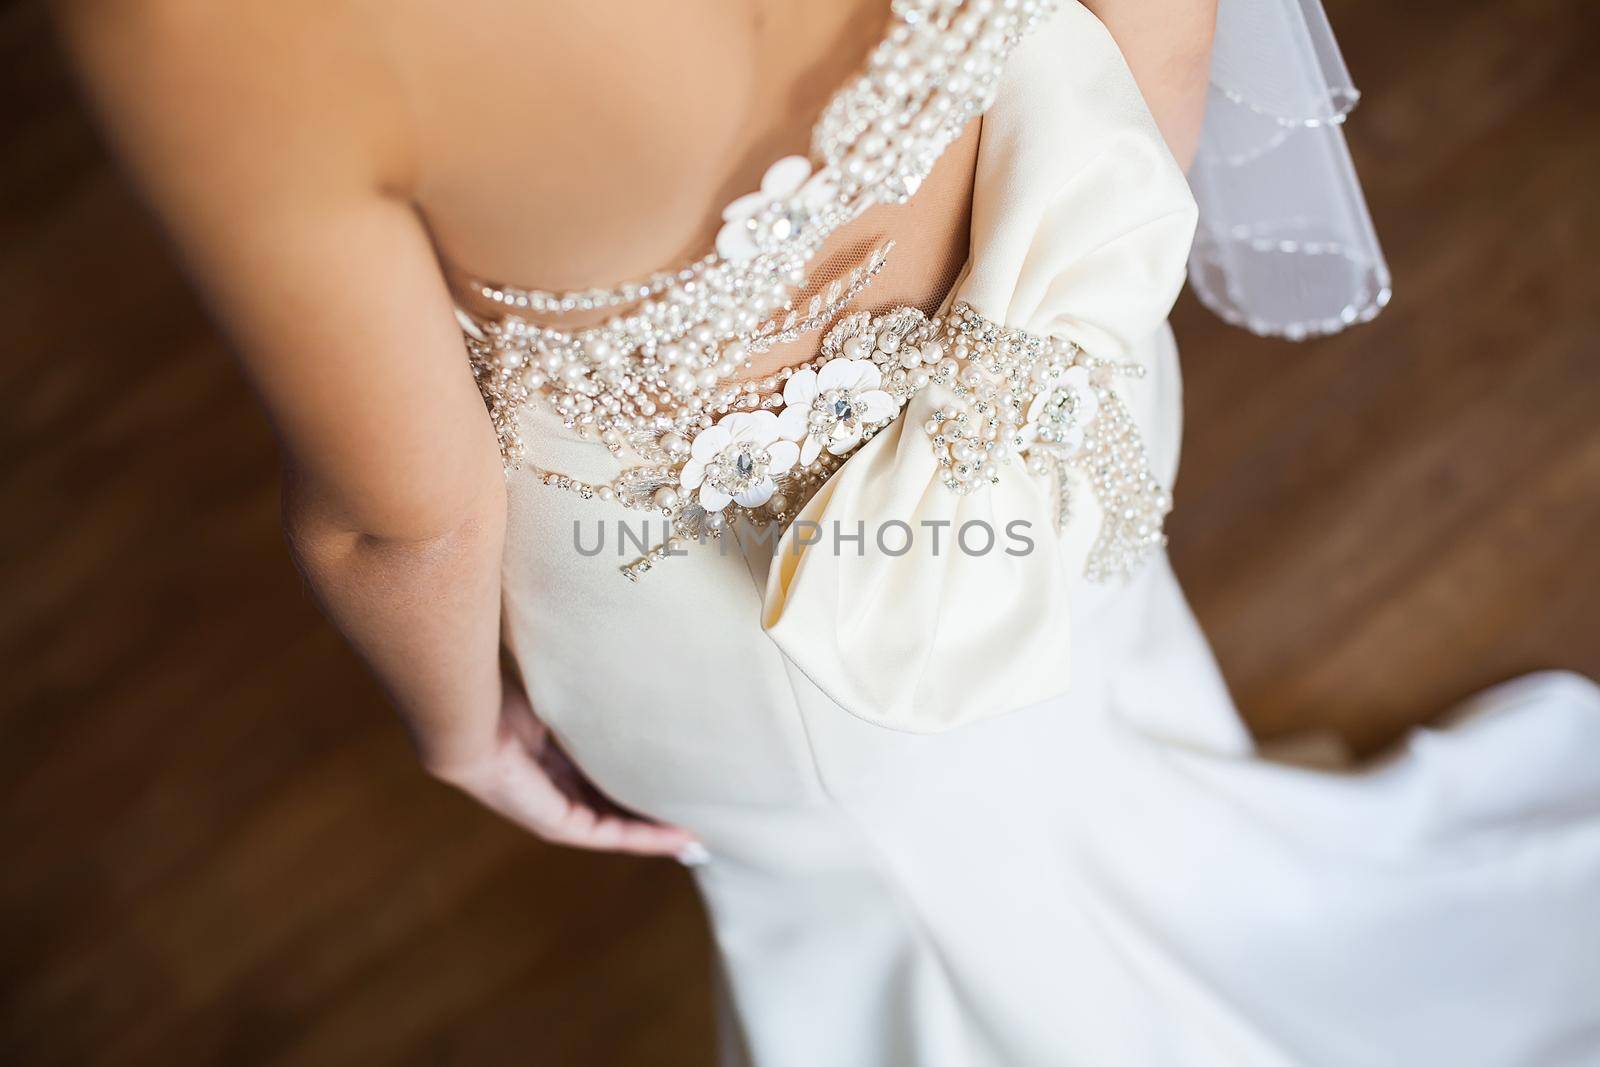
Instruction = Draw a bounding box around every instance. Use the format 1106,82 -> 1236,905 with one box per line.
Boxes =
679,410 -> 800,512
776,358 -> 898,465
716,156 -> 839,263
1021,364 -> 1099,456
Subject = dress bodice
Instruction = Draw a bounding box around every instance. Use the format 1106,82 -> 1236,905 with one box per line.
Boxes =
478,0 -> 1198,735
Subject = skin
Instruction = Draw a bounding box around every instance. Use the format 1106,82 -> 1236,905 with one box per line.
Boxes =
1083,0 -> 1218,169
54,0 -> 1214,857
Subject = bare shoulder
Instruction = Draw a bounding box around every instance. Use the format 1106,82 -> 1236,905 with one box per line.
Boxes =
1079,0 -> 1216,165
1079,0 -> 1218,63
53,0 -> 409,202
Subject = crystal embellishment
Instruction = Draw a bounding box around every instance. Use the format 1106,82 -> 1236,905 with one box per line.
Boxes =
777,358 -> 898,465
716,157 -> 839,263
680,411 -> 800,513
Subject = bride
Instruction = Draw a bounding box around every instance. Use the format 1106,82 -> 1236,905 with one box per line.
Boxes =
58,0 -> 1600,1062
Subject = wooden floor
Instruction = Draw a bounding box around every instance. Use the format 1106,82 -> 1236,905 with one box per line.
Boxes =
3,0 -> 1598,1063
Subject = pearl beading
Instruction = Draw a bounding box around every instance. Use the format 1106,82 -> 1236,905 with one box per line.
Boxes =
472,254 -> 719,316
926,305 -> 1171,581
517,303 -> 1168,585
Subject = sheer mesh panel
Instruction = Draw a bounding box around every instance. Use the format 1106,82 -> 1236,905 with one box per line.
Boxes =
752,118 -> 980,373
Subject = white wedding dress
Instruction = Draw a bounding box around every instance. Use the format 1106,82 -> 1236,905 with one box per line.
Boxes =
457,3 -> 1600,1063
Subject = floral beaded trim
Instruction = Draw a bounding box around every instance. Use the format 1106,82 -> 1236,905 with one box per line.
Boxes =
503,303 -> 1169,583
936,306 -> 1172,580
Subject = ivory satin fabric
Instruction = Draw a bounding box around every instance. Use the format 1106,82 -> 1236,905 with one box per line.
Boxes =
761,0 -> 1198,734
497,4 -> 1600,1063
759,378 -> 1074,733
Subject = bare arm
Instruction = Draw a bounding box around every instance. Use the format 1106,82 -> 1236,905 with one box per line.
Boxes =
55,1 -> 691,856
1082,0 -> 1217,170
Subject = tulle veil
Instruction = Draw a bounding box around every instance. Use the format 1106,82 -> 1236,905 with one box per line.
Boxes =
1187,0 -> 1391,339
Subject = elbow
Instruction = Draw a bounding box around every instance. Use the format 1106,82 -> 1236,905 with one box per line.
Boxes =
280,464 -> 506,573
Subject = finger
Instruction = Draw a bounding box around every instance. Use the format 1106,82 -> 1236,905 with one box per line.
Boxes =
485,757 -> 696,858
549,801 -> 698,858
500,688 -> 546,750
532,738 -> 694,855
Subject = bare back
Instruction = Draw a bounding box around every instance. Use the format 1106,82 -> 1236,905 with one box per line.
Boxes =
56,0 -> 1208,553
385,0 -> 978,375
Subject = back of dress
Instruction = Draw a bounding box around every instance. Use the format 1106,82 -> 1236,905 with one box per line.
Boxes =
459,6 -> 1600,1059
452,0 -> 1193,766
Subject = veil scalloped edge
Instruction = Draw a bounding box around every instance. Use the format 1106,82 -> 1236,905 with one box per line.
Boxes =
1187,0 -> 1392,340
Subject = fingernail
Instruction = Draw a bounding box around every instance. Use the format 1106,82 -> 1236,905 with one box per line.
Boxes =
676,841 -> 711,867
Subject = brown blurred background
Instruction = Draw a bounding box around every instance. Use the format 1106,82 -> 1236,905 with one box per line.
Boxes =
3,0 -> 1599,1063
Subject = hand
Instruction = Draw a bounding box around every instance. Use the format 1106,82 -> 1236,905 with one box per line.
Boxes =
428,685 -> 700,859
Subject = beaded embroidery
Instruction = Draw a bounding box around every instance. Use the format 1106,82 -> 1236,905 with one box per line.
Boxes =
468,302 -> 1170,582
455,1 -> 1167,582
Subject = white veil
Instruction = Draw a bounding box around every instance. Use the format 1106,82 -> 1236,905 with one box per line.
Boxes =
1187,0 -> 1391,339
